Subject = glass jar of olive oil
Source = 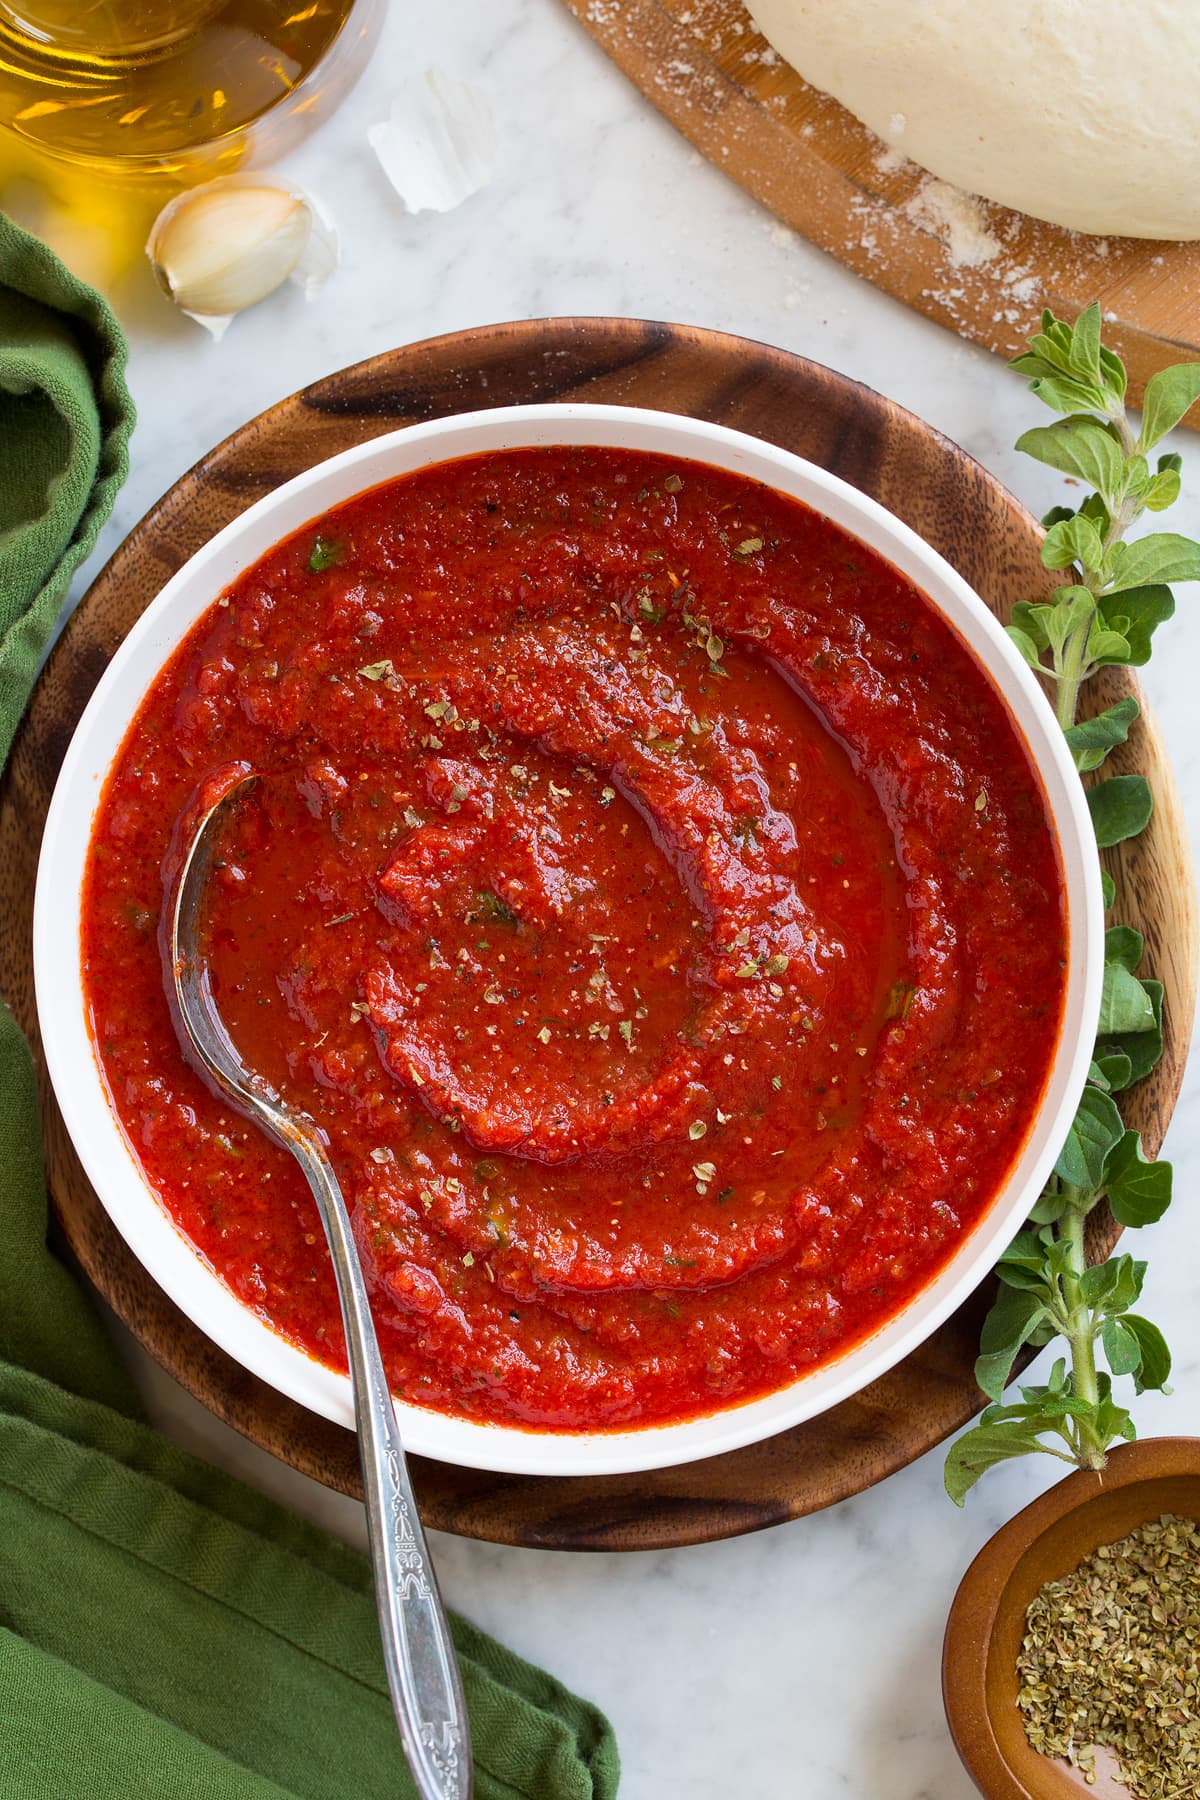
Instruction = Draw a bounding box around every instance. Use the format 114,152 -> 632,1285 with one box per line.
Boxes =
0,0 -> 382,174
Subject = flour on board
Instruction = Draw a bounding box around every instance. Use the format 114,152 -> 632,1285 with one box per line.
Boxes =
902,178 -> 1001,269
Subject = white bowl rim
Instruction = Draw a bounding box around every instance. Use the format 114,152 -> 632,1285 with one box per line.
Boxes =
34,401 -> 1104,1478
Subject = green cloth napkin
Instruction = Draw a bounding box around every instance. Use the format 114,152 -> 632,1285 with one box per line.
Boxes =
0,212 -> 619,1800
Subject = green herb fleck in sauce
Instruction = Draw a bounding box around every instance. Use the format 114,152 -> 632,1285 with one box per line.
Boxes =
308,536 -> 345,573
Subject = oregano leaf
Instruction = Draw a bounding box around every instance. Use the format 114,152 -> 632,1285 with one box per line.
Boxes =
1095,1396 -> 1136,1447
1013,333 -> 1070,378
1021,372 -> 1110,417
1104,1132 -> 1173,1228
1098,344 -> 1128,405
1028,1183 -> 1071,1227
944,1418 -> 1062,1506
1094,584 -> 1174,666
1009,600 -> 1052,651
978,1284 -> 1046,1350
1112,532 -> 1200,588
1104,924 -> 1144,971
1044,592 -> 1094,655
1015,416 -> 1123,495
1078,492 -> 1111,531
1122,1315 -> 1171,1393
1005,624 -> 1042,668
1136,362 -> 1200,451
1085,625 -> 1131,667
1087,775 -> 1153,847
1080,1254 -> 1144,1313
1101,1316 -> 1142,1378
1143,467 -> 1182,511
1067,303 -> 1102,385
1121,453 -> 1150,497
1063,696 -> 1139,773
995,1261 -> 1052,1291
1095,980 -> 1164,1088
1054,1085 -> 1125,1190
975,1290 -> 1049,1402
1098,964 -> 1157,1035
1089,1051 -> 1133,1092
1042,515 -> 1105,574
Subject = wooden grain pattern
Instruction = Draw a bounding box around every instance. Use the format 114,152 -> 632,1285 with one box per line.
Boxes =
562,0 -> 1200,419
2,317 -> 1194,1551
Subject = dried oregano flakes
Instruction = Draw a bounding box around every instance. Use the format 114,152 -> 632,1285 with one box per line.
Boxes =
1017,1513 -> 1200,1795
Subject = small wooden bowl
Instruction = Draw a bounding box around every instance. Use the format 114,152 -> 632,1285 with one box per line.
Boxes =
943,1437 -> 1200,1798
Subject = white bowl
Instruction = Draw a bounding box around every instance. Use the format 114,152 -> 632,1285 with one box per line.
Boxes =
35,404 -> 1103,1478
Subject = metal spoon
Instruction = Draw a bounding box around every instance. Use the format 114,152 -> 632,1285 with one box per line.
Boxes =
165,773 -> 472,1800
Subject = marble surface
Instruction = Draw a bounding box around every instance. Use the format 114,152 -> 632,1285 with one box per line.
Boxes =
37,2 -> 1200,1795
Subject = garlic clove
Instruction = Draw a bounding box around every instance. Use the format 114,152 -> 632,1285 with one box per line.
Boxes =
148,179 -> 313,320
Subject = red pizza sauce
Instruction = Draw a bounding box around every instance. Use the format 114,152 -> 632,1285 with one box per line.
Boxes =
82,446 -> 1067,1432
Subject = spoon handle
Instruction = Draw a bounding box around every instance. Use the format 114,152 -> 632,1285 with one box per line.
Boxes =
293,1135 -> 473,1800
166,775 -> 470,1797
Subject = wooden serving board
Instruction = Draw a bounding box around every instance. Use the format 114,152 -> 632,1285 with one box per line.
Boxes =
3,318 -> 1195,1550
563,0 -> 1200,416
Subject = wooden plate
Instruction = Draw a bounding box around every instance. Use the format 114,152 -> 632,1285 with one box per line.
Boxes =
3,317 -> 1194,1550
563,0 -> 1200,416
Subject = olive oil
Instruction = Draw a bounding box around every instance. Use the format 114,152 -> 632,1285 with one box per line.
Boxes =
0,0 -> 381,175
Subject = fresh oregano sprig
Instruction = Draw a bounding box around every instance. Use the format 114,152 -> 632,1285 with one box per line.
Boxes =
944,306 -> 1200,1505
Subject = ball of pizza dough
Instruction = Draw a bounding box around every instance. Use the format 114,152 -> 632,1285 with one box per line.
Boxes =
746,0 -> 1200,239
